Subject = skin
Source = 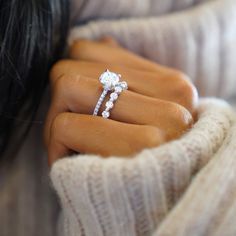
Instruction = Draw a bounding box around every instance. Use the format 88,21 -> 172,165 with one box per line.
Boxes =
44,37 -> 199,166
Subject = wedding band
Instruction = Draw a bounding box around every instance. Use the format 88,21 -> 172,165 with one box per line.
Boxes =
93,69 -> 128,118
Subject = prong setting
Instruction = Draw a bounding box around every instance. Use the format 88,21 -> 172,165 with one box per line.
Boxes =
93,69 -> 128,119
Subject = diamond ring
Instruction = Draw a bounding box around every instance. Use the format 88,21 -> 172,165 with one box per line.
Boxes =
93,69 -> 128,118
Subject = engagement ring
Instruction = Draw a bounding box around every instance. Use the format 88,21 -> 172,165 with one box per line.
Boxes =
93,69 -> 128,118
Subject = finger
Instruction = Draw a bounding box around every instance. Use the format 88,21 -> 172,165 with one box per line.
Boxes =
50,60 -> 198,114
44,74 -> 193,146
99,36 -> 121,48
69,39 -> 165,72
48,112 -> 165,166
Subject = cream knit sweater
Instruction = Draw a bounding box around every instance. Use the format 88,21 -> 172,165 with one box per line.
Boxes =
52,99 -> 236,236
50,0 -> 236,235
1,0 -> 236,236
70,0 -> 236,98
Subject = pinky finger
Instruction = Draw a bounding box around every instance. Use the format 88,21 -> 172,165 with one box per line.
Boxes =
48,113 -> 166,166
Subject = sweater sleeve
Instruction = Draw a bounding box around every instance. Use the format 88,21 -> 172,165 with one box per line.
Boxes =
69,0 -> 236,99
50,99 -> 235,236
71,0 -> 212,22
154,121 -> 236,236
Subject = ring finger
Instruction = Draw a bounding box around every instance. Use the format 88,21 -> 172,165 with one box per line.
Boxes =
50,60 -> 198,115
44,74 -> 193,146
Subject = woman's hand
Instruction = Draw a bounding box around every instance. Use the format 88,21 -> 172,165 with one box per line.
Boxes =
44,38 -> 198,166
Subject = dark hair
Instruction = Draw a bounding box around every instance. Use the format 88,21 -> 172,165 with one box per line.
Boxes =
0,0 -> 70,158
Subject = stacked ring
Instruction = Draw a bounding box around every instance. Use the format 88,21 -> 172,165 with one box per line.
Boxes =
102,81 -> 128,119
93,69 -> 128,119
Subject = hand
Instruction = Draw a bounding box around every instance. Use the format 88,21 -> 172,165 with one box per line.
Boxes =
44,38 -> 198,166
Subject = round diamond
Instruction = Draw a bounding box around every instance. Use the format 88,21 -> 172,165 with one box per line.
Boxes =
110,92 -> 118,101
115,86 -> 122,93
106,101 -> 114,109
99,70 -> 120,90
119,81 -> 128,90
102,111 -> 110,119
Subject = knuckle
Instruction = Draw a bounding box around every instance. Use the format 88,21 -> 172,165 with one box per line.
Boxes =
141,126 -> 164,148
69,40 -> 90,58
171,71 -> 198,112
174,72 -> 192,94
51,113 -> 71,141
50,59 -> 71,82
174,71 -> 189,81
53,74 -> 70,97
154,102 -> 193,140
171,70 -> 190,83
171,104 -> 193,131
53,74 -> 82,97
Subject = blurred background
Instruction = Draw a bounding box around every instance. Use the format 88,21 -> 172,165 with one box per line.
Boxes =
71,0 -> 236,108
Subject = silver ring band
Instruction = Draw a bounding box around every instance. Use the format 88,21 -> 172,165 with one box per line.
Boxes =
93,88 -> 108,116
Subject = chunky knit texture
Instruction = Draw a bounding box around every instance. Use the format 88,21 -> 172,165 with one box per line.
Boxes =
51,99 -> 236,236
1,0 -> 236,236
70,0 -> 236,99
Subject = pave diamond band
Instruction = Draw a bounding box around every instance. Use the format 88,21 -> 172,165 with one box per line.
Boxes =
93,88 -> 109,116
93,69 -> 128,118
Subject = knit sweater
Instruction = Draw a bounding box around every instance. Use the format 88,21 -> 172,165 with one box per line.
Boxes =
56,1 -> 236,234
70,0 -> 236,98
1,0 -> 236,235
52,99 -> 236,236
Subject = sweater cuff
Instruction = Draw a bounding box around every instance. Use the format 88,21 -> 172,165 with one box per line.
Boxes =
50,99 -> 235,236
